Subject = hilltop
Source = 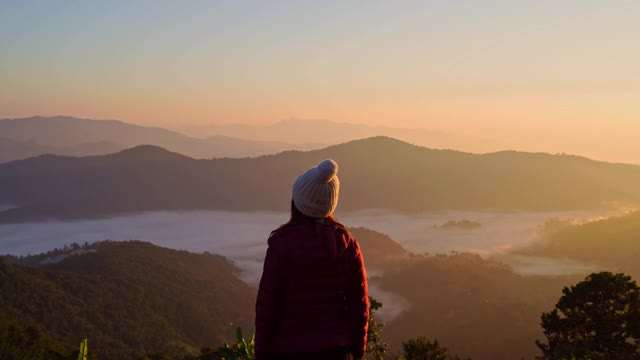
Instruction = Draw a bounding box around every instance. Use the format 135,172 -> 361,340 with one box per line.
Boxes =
518,210 -> 640,278
0,241 -> 255,359
2,136 -> 640,223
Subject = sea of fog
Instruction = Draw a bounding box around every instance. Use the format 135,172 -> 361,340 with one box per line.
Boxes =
0,208 -> 614,320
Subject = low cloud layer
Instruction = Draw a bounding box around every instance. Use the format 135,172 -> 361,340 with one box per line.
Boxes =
1,209 -> 612,257
0,209 -> 616,320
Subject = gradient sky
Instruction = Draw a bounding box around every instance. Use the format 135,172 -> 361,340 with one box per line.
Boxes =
1,1 -> 639,138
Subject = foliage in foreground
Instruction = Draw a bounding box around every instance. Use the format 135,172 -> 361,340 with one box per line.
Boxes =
367,296 -> 389,359
0,318 -> 54,360
198,297 -> 468,360
193,296 -> 389,360
536,272 -> 640,360
195,328 -> 254,360
397,336 -> 469,360
48,339 -> 88,360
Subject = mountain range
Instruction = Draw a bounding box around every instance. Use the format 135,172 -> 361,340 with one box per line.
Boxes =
172,118 -> 491,152
0,136 -> 120,163
174,118 -> 640,165
2,136 -> 640,224
0,116 -> 322,162
4,115 -> 640,165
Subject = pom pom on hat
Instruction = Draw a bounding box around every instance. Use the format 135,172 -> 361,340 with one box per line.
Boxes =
316,159 -> 338,183
292,159 -> 340,218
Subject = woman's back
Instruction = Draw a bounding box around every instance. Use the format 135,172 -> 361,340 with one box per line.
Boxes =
254,160 -> 369,360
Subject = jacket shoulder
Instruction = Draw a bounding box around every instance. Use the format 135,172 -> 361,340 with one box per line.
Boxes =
267,224 -> 307,248
268,223 -> 355,246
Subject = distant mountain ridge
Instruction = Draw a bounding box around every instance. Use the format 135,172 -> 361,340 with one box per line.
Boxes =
1,136 -> 640,223
175,117 -> 500,154
0,136 -> 120,163
0,116 -> 322,162
175,118 -> 640,165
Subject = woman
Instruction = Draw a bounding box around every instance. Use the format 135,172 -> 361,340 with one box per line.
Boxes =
255,159 -> 369,360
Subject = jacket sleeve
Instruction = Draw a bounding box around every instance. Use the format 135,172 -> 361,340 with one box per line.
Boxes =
346,238 -> 369,360
255,239 -> 286,360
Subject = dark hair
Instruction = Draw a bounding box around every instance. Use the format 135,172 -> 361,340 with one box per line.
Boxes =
271,199 -> 349,236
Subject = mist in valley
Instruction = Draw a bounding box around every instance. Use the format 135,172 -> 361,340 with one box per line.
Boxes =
1,209 -> 614,264
0,208 -> 621,322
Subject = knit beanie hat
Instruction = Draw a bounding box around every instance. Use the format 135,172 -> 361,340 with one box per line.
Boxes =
292,159 -> 340,218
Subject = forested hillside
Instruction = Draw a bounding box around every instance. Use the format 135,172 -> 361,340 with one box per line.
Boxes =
0,225 -> 634,359
376,252 -> 580,360
2,136 -> 640,223
0,241 -> 255,359
520,210 -> 640,278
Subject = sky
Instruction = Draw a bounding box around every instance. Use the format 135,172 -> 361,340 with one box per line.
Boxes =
1,1 -> 639,147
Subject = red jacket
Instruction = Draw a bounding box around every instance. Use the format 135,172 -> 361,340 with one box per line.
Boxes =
255,221 -> 369,360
